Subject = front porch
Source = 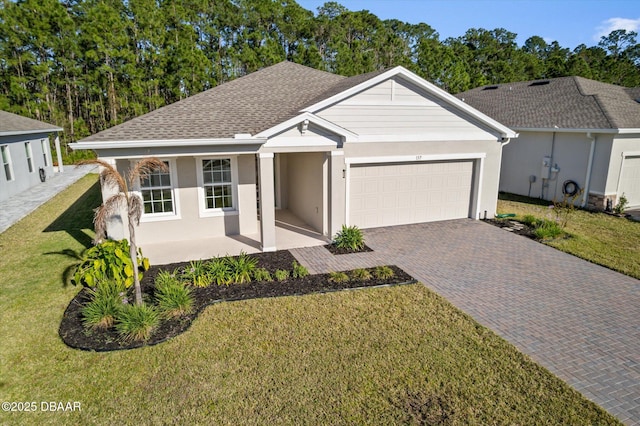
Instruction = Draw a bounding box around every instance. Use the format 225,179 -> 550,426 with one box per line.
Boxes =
142,209 -> 329,265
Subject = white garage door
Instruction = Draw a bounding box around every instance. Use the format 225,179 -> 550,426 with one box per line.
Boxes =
349,161 -> 474,228
620,156 -> 640,207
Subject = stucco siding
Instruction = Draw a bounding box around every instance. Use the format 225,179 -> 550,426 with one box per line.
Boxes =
285,152 -> 324,232
0,133 -> 55,202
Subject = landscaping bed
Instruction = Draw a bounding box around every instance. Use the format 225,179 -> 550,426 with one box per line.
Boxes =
483,218 -> 536,239
59,250 -> 414,352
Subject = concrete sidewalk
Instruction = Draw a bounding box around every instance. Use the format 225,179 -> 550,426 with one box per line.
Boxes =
0,165 -> 97,234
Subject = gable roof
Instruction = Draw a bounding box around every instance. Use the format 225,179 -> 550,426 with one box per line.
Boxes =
455,76 -> 640,131
0,110 -> 62,136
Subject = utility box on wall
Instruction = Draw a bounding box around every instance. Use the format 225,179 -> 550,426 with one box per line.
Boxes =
540,156 -> 551,179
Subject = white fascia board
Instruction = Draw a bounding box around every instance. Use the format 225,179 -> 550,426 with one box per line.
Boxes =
351,133 -> 503,143
302,66 -> 518,139
0,128 -> 62,137
513,127 -> 629,134
254,112 -> 359,141
345,152 -> 486,165
69,137 -> 267,151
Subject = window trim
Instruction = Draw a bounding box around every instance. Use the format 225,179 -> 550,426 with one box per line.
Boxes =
195,156 -> 239,218
130,158 -> 181,223
1,145 -> 14,181
25,142 -> 34,173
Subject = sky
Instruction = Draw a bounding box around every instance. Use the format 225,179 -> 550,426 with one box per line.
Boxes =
295,0 -> 640,50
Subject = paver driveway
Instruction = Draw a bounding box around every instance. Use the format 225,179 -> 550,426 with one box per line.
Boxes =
291,219 -> 640,425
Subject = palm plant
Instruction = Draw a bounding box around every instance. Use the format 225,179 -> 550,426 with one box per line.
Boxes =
78,158 -> 167,306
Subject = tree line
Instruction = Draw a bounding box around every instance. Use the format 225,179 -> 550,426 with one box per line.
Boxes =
1,0 -> 639,159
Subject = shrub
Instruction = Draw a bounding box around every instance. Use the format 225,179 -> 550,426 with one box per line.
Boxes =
328,271 -> 349,283
291,261 -> 309,278
82,282 -> 125,330
155,278 -> 193,319
374,266 -> 395,280
274,269 -> 290,281
182,260 -> 210,287
520,214 -> 539,227
533,220 -> 564,240
614,193 -> 629,214
227,251 -> 258,284
351,268 -> 372,281
253,268 -> 273,282
333,225 -> 365,251
115,303 -> 160,342
70,239 -> 149,288
206,258 -> 232,286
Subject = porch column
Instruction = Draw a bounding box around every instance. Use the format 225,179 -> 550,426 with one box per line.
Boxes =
329,150 -> 346,238
258,153 -> 276,252
54,135 -> 63,173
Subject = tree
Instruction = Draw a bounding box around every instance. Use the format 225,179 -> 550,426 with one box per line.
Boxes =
79,157 -> 167,306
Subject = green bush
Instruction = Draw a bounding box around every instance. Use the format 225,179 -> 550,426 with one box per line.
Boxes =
227,251 -> 258,284
333,225 -> 365,251
291,261 -> 309,279
533,220 -> 564,240
82,280 -> 126,330
274,269 -> 290,281
182,260 -> 210,287
115,303 -> 160,342
350,268 -> 372,281
206,258 -> 232,286
328,271 -> 349,283
71,239 -> 149,288
614,193 -> 629,214
155,277 -> 193,319
253,268 -> 273,282
374,266 -> 395,280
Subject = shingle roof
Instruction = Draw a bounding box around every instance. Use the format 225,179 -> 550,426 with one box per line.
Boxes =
82,61 -> 386,142
0,110 -> 62,134
455,76 -> 640,130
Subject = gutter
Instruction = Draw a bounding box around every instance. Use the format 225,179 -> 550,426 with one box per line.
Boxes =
70,137 -> 267,151
0,128 -> 62,137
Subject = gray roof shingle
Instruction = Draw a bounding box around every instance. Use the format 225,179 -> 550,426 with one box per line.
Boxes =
455,76 -> 640,130
82,62 -> 385,142
0,110 -> 62,134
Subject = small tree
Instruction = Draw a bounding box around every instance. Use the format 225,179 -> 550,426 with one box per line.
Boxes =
79,158 -> 167,305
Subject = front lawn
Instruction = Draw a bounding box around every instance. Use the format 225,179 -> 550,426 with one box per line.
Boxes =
497,193 -> 640,280
0,176 -> 618,424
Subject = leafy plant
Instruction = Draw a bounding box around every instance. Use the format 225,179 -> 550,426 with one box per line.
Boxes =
520,214 -> 538,227
333,225 -> 365,251
291,261 -> 309,278
115,303 -> 160,342
328,271 -> 349,283
374,266 -> 395,280
70,239 -> 149,288
205,257 -> 232,286
82,280 -> 127,330
253,268 -> 273,282
550,189 -> 584,229
274,269 -> 290,281
533,220 -> 564,240
155,276 -> 193,319
350,268 -> 372,281
227,251 -> 258,284
614,193 -> 629,214
182,260 -> 210,287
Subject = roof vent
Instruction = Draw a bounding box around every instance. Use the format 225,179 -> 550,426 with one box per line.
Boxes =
529,80 -> 550,87
482,85 -> 499,90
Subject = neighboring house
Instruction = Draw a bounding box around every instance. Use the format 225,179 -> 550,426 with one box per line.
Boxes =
0,110 -> 63,202
457,77 -> 640,210
71,61 -> 516,254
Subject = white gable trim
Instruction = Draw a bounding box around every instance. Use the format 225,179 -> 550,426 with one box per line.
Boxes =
254,112 -> 359,142
303,66 -> 517,140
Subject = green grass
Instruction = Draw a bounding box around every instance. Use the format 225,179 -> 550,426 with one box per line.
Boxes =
498,193 -> 640,279
0,178 -> 618,424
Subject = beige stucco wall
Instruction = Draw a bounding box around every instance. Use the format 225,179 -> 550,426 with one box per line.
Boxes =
284,152 -> 325,233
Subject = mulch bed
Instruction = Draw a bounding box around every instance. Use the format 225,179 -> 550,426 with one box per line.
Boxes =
324,244 -> 374,255
59,250 -> 415,352
482,218 -> 537,239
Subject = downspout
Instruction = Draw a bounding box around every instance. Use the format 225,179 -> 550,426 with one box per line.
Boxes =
542,131 -> 557,199
582,132 -> 596,208
54,134 -> 64,173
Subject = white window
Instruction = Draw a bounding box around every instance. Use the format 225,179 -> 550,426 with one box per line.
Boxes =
139,160 -> 175,216
196,157 -> 238,217
1,145 -> 14,181
41,139 -> 49,167
25,142 -> 33,173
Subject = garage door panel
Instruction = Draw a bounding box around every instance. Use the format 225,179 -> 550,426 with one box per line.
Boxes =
349,161 -> 473,228
620,156 -> 640,207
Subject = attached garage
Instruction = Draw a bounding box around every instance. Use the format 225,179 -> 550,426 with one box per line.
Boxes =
347,157 -> 479,229
619,156 -> 640,208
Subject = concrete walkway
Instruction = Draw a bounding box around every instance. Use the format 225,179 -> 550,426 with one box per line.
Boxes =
291,220 -> 640,425
0,165 -> 97,234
